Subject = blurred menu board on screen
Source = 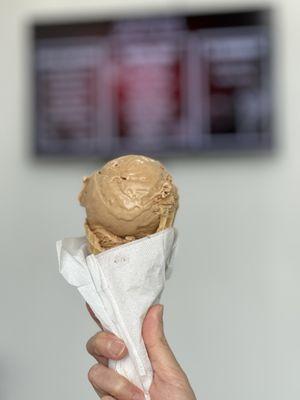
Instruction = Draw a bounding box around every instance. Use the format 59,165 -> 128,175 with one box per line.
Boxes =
33,9 -> 272,156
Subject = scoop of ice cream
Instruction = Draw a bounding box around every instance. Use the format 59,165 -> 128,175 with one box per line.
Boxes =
79,155 -> 178,254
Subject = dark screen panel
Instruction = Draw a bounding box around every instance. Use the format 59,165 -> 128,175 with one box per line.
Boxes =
33,9 -> 272,156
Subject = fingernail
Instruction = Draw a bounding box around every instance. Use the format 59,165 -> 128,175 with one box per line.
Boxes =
132,392 -> 145,400
108,340 -> 126,357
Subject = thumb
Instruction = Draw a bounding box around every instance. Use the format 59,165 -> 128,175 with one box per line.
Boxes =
142,304 -> 182,375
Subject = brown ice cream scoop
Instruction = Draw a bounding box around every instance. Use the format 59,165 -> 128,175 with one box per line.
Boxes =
79,154 -> 179,254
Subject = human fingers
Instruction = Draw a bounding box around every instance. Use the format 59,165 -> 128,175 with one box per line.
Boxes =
142,304 -> 183,375
87,331 -> 128,363
88,363 -> 145,400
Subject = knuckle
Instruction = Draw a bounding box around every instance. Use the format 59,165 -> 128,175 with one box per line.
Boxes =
87,364 -> 101,385
86,332 -> 109,356
113,377 -> 128,396
158,334 -> 170,352
86,337 -> 94,354
93,335 -> 103,354
97,389 -> 106,398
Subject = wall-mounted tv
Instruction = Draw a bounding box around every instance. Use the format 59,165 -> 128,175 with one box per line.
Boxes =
33,9 -> 272,157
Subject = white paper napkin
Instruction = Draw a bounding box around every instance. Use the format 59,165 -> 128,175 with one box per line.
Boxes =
56,227 -> 177,399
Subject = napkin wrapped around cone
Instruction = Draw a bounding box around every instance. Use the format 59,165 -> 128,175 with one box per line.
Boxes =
57,228 -> 177,399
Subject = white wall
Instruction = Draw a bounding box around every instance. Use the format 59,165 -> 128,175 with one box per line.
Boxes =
1,0 -> 300,399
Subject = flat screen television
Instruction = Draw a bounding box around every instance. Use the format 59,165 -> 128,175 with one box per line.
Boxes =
33,9 -> 273,157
